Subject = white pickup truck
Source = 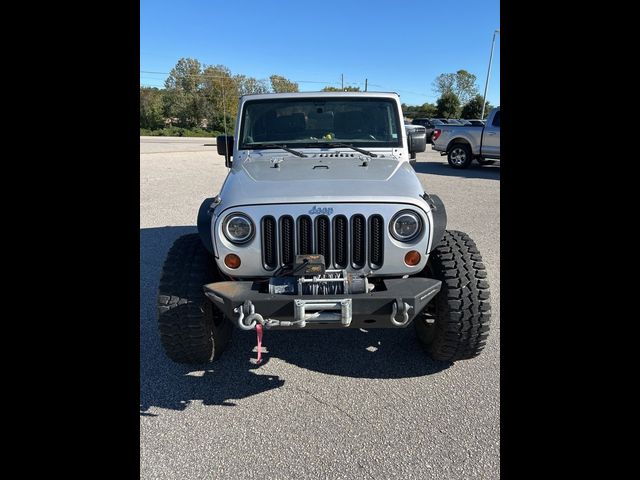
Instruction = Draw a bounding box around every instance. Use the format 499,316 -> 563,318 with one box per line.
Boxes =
431,107 -> 500,169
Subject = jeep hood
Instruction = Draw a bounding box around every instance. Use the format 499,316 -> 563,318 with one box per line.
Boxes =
217,153 -> 427,209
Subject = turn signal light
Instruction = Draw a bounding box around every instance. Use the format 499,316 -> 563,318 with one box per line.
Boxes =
224,254 -> 241,269
404,250 -> 421,266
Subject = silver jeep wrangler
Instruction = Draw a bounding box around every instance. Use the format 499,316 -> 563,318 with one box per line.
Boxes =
157,92 -> 491,364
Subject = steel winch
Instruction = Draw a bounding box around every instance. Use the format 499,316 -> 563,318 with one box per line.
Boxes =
268,269 -> 373,296
267,254 -> 374,296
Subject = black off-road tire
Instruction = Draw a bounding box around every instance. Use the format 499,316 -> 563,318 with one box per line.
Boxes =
157,234 -> 232,363
447,143 -> 473,169
415,230 -> 491,361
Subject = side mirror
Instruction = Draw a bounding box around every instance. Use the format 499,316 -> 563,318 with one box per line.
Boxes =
408,131 -> 427,154
216,135 -> 234,167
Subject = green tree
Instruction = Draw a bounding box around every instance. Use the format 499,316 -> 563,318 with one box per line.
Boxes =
403,102 -> 439,120
419,102 -> 438,118
436,92 -> 461,118
432,73 -> 455,97
163,58 -> 206,128
235,75 -> 269,95
461,94 -> 491,119
433,70 -> 479,105
200,65 -> 239,132
322,86 -> 361,92
453,70 -> 479,104
481,100 -> 493,119
270,75 -> 299,93
140,87 -> 165,130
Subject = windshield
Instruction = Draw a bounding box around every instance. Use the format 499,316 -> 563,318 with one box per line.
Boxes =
239,97 -> 402,149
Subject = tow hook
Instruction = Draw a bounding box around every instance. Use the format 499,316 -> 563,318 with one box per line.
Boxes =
234,300 -> 307,329
235,300 -> 264,330
234,300 -> 266,364
390,300 -> 413,327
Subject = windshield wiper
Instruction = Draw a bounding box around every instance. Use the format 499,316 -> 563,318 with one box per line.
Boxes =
323,142 -> 377,157
245,143 -> 307,157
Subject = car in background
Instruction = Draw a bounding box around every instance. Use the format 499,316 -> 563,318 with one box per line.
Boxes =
432,106 -> 500,168
466,119 -> 486,126
433,118 -> 462,125
408,118 -> 442,143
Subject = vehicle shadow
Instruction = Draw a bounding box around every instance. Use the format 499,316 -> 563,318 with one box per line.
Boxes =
414,159 -> 500,180
140,226 -> 451,414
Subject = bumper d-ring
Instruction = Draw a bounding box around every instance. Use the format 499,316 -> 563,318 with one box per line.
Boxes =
235,300 -> 266,330
390,301 -> 413,327
235,301 -> 257,330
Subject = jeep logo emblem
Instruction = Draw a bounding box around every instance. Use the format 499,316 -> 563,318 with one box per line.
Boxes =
308,206 -> 333,215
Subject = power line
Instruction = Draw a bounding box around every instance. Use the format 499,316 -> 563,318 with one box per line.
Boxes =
141,70 -> 240,80
141,70 -> 392,89
142,70 -> 384,88
142,70 -> 431,99
141,70 -> 342,85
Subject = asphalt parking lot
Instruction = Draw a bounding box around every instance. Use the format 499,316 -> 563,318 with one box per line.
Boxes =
140,136 -> 500,479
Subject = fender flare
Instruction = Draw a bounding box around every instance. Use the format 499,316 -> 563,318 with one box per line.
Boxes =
197,197 -> 216,254
423,193 -> 447,252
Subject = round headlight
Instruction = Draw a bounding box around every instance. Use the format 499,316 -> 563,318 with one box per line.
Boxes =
223,214 -> 254,244
390,211 -> 422,242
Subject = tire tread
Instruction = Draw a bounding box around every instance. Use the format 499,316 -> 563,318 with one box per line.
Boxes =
420,230 -> 492,361
157,234 -> 230,364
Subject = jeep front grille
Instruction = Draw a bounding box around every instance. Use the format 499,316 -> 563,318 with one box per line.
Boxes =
351,214 -> 366,268
369,214 -> 384,268
334,215 -> 348,268
280,215 -> 294,266
298,215 -> 313,255
262,216 -> 277,269
316,216 -> 331,267
261,213 -> 384,270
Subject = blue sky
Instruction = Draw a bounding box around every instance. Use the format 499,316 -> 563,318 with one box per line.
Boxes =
140,0 -> 500,106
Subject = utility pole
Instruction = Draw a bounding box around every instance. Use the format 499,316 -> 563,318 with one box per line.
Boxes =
481,29 -> 500,119
365,78 -> 368,91
341,74 -> 344,90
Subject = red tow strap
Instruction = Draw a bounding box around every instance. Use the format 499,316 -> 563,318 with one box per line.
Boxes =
255,323 -> 263,364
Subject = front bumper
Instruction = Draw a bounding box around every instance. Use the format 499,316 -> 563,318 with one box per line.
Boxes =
204,277 -> 441,329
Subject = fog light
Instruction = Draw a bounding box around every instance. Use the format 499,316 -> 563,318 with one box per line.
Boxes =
224,254 -> 241,269
404,250 -> 421,266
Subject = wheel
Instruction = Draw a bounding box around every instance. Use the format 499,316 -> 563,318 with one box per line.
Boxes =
157,233 -> 232,363
415,230 -> 491,361
447,143 -> 473,169
477,158 -> 496,166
